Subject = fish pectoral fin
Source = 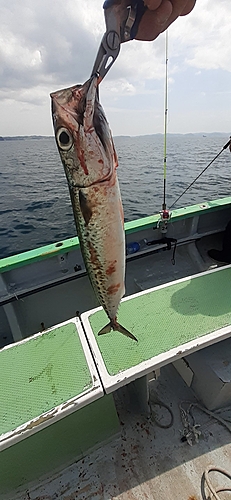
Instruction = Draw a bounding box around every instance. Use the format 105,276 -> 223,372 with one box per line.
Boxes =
98,321 -> 138,342
79,190 -> 92,226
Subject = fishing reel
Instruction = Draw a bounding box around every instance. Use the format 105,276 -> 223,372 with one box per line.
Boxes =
155,207 -> 177,264
157,207 -> 171,235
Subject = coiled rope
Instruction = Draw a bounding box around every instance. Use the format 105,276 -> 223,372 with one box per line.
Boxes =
204,466 -> 231,499
180,402 -> 231,498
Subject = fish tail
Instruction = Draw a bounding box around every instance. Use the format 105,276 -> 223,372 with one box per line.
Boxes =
98,323 -> 112,335
98,320 -> 138,342
114,322 -> 138,342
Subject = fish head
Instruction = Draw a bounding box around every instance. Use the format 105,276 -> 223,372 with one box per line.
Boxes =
51,76 -> 118,188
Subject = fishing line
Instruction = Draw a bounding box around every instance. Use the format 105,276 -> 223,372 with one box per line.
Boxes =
170,137 -> 231,210
162,30 -> 168,211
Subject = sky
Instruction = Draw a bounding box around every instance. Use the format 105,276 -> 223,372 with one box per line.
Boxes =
0,0 -> 231,137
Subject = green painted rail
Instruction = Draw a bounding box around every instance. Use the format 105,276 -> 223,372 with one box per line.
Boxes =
1,197 -> 231,273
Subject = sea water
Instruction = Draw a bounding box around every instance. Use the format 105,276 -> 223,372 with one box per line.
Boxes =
0,134 -> 230,258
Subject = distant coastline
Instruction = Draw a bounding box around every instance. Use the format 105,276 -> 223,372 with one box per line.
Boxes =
0,136 -> 53,141
0,132 -> 230,141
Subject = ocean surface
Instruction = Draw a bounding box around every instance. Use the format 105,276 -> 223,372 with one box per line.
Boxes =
0,134 -> 230,259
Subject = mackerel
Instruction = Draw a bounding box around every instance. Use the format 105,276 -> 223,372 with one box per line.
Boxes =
50,76 -> 137,341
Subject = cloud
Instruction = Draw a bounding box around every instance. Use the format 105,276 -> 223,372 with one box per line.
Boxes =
107,79 -> 136,95
0,0 -> 104,101
0,0 -> 230,135
1,0 -> 230,101
170,0 -> 231,72
0,0 -> 168,115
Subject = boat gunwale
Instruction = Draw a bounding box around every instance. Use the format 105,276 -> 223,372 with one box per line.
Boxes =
1,196 -> 231,274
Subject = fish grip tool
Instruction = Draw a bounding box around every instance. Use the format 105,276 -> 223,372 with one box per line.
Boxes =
91,1 -> 147,81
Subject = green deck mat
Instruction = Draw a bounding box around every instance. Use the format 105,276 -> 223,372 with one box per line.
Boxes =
89,267 -> 231,376
0,323 -> 93,435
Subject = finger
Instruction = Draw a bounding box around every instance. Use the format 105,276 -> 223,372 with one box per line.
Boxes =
103,0 -> 130,8
180,0 -> 197,16
157,0 -> 196,37
143,0 -> 163,9
136,0 -> 173,41
161,0 -> 196,27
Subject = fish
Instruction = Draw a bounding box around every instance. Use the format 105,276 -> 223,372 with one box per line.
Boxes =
50,76 -> 137,342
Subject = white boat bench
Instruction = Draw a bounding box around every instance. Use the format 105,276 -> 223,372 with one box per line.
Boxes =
82,265 -> 231,395
0,318 -> 119,496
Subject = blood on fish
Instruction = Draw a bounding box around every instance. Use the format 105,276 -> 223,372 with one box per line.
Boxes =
107,283 -> 121,295
78,148 -> 89,175
75,134 -> 89,175
85,126 -> 95,134
106,261 -> 117,276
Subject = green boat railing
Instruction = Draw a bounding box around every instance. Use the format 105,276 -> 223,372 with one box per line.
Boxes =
1,196 -> 231,274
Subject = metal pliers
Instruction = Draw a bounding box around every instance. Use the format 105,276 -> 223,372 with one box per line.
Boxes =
91,0 -> 147,82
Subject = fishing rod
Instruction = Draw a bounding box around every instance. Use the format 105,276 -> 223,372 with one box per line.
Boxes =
152,31 -> 177,264
158,30 -> 171,226
170,137 -> 231,210
162,30 -> 168,213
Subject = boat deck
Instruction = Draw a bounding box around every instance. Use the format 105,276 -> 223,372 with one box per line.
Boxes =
13,363 -> 231,500
2,265 -> 231,499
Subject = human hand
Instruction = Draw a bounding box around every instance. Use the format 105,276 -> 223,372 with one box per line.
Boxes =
103,0 -> 196,41
137,0 -> 196,40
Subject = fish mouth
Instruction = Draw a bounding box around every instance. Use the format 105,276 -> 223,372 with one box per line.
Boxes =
51,76 -> 110,154
51,85 -> 86,128
50,76 -> 98,128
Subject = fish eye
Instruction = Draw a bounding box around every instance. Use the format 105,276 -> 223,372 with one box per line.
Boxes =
56,127 -> 73,151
